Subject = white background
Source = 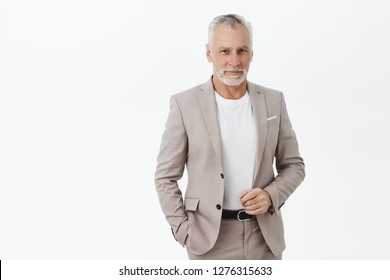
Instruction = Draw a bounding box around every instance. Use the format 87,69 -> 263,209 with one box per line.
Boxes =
1,0 -> 389,259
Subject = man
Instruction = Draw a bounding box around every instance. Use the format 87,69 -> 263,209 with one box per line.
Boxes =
155,14 -> 305,260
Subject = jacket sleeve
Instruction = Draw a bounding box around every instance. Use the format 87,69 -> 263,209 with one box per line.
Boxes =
154,96 -> 189,246
265,93 -> 305,215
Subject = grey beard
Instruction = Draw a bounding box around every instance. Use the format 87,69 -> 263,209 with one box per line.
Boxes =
216,69 -> 247,86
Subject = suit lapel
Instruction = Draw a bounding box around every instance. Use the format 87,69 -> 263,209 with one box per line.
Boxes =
197,79 -> 224,169
247,81 -> 268,184
196,79 -> 268,181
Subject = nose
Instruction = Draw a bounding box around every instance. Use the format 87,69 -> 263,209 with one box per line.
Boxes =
228,53 -> 240,68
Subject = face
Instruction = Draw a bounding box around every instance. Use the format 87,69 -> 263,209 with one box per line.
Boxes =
207,23 -> 253,87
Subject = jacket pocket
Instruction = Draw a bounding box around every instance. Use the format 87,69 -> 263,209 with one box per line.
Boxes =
267,116 -> 279,127
185,198 -> 199,211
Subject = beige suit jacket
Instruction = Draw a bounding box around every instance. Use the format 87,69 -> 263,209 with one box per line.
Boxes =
155,78 -> 305,257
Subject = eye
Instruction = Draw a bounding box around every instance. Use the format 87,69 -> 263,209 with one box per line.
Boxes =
220,49 -> 229,55
238,48 -> 249,55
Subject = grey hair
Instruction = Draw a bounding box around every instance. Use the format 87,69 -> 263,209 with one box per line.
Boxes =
208,14 -> 253,47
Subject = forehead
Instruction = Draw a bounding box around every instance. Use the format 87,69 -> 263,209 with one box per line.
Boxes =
212,24 -> 251,48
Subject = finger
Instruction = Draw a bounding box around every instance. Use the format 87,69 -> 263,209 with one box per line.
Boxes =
242,200 -> 255,208
243,192 -> 267,206
243,196 -> 270,211
244,197 -> 268,208
244,202 -> 269,214
240,188 -> 260,203
243,202 -> 262,211
239,189 -> 252,200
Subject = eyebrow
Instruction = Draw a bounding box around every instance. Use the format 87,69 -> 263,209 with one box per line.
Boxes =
238,46 -> 250,51
218,45 -> 250,50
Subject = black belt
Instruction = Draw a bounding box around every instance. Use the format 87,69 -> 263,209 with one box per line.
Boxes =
222,209 -> 254,221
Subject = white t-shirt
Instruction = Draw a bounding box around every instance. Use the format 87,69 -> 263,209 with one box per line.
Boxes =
215,92 -> 257,210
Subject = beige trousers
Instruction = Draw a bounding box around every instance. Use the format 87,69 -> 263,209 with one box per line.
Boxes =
187,219 -> 282,260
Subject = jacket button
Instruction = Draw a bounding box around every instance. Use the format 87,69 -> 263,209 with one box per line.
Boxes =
216,204 -> 221,210
220,173 -> 224,179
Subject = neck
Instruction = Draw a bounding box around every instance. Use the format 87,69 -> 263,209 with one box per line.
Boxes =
212,75 -> 247,100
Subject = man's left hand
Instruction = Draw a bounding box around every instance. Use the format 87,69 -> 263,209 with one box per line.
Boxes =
240,188 -> 272,215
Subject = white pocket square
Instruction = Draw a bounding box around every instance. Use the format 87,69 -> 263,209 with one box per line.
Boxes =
267,115 -> 277,121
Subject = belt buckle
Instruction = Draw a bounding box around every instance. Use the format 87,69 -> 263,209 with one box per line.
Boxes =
237,210 -> 251,221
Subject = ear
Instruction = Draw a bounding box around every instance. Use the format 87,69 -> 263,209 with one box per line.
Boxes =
206,44 -> 213,63
250,50 -> 254,62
